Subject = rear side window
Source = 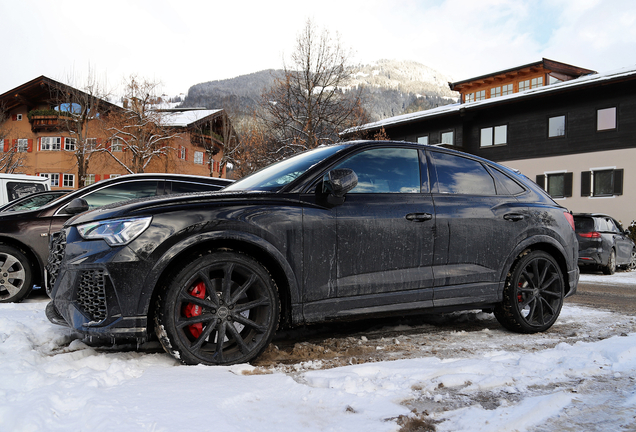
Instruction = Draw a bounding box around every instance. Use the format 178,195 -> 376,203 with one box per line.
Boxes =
6,182 -> 47,201
489,168 -> 525,195
81,181 -> 161,209
430,152 -> 496,195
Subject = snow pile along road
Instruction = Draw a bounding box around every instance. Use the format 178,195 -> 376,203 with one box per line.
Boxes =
1,283 -> 635,431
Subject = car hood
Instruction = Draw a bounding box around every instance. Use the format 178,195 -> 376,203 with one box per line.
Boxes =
64,190 -> 283,226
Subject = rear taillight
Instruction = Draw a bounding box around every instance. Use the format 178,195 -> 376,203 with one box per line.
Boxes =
564,212 -> 575,231
579,231 -> 601,238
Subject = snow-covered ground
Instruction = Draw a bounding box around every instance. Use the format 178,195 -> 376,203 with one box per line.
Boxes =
1,273 -> 635,432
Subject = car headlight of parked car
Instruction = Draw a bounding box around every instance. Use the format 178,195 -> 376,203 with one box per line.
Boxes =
77,216 -> 152,246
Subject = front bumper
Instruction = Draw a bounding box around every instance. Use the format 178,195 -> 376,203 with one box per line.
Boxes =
47,228 -> 151,343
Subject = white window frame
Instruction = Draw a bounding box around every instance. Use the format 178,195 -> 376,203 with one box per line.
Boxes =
465,93 -> 474,103
110,174 -> 122,178
84,174 -> 96,186
544,169 -> 568,200
16,114 -> 22,121
519,80 -> 530,92
475,90 -> 486,101
490,86 -> 501,98
531,77 -> 543,89
63,174 -> 75,188
179,146 -> 186,160
41,173 -> 60,187
64,137 -> 76,151
194,151 -> 204,165
86,138 -> 97,151
501,84 -> 513,96
17,139 -> 28,153
41,137 -> 61,151
111,138 -> 123,152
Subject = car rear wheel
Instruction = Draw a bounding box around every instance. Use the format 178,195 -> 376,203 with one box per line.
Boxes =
154,251 -> 280,365
0,245 -> 33,303
494,250 -> 564,333
603,249 -> 616,275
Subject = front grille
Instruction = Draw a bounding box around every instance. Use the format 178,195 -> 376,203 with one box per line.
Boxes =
46,230 -> 67,293
77,270 -> 108,322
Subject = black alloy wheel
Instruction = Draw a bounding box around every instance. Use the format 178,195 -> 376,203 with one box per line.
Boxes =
0,245 -> 33,303
629,249 -> 636,271
155,251 -> 280,365
603,249 -> 616,275
494,250 -> 564,333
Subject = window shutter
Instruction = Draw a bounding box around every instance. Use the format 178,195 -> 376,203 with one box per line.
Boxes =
3,139 -> 8,152
564,172 -> 573,197
95,175 -> 101,182
613,169 -> 624,195
11,114 -> 17,121
581,171 -> 591,196
37,137 -> 41,151
12,139 -> 17,151
535,174 -> 545,189
185,148 -> 188,161
103,174 -> 110,180
97,138 -> 102,146
27,139 -> 33,153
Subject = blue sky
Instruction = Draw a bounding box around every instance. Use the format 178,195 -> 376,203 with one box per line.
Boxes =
2,0 -> 635,96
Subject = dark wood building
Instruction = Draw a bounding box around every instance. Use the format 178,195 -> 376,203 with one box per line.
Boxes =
343,61 -> 636,225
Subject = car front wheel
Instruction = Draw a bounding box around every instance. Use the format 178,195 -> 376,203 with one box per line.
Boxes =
154,251 -> 280,365
0,245 -> 33,303
494,250 -> 564,333
629,249 -> 636,271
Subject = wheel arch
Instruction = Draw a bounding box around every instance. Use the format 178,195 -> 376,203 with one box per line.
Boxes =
141,230 -> 300,337
0,236 -> 43,287
500,235 -> 574,297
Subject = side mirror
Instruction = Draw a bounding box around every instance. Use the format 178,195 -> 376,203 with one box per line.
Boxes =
63,198 -> 89,215
322,168 -> 358,205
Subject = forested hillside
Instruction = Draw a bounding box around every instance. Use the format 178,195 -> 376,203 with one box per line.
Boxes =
180,60 -> 458,120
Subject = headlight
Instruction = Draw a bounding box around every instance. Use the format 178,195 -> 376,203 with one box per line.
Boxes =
77,217 -> 152,246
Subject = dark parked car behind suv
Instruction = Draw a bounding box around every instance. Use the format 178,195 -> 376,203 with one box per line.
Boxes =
574,213 -> 636,274
47,141 -> 579,366
0,173 -> 232,303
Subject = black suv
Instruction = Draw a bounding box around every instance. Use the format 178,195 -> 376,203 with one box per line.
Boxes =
574,213 -> 636,274
0,174 -> 232,302
47,141 -> 579,365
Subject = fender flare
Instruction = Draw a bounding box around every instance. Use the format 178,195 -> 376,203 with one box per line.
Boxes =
138,229 -> 301,315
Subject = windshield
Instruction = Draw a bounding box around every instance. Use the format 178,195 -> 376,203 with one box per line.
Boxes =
224,145 -> 347,192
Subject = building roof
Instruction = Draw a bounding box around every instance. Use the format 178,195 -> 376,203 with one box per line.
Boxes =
163,109 -> 224,127
0,75 -> 121,112
343,64 -> 636,135
449,58 -> 596,91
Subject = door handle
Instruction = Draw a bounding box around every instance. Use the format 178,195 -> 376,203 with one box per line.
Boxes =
504,213 -> 525,221
406,213 -> 433,222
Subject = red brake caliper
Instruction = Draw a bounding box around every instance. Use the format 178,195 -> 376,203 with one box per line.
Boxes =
184,281 -> 206,338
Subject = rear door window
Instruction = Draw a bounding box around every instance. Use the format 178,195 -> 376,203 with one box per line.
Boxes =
430,152 -> 496,195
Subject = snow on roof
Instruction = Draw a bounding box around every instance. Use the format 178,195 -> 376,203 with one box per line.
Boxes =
163,109 -> 223,127
345,64 -> 636,134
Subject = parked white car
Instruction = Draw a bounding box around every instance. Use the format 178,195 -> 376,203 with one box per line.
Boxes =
0,173 -> 50,206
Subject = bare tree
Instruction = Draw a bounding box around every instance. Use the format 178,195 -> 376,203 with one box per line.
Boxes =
49,70 -> 112,185
0,102 -> 26,173
105,75 -> 181,173
259,19 -> 368,161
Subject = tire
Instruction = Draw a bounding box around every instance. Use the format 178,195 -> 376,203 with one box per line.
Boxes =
0,245 -> 33,303
154,251 -> 280,366
494,250 -> 564,333
629,249 -> 636,272
603,249 -> 616,275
